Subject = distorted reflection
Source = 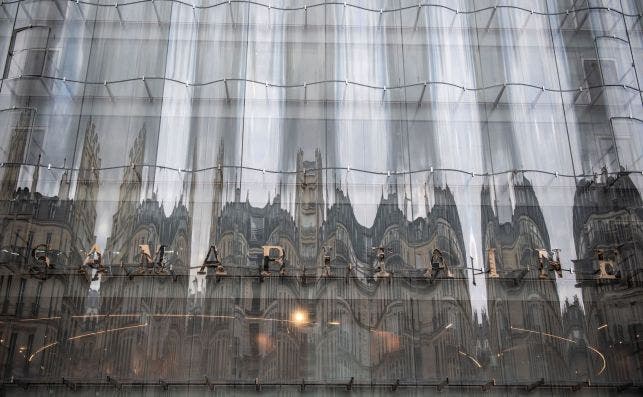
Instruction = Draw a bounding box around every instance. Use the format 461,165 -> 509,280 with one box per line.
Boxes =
0,0 -> 640,393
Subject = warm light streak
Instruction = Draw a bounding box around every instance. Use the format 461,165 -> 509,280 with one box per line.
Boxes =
0,316 -> 62,323
18,316 -> 61,322
67,323 -> 148,341
152,314 -> 235,319
28,342 -> 58,362
458,350 -> 483,368
510,326 -> 606,375
329,321 -> 341,325
75,312 -> 311,324
29,310 -> 322,364
246,316 -> 292,323
71,314 -> 141,319
29,309 -> 317,363
587,346 -> 607,375
29,323 -> 148,362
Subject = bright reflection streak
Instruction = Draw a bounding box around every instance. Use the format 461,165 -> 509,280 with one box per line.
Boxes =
445,323 -> 453,329
152,314 -> 234,319
74,314 -> 236,319
28,342 -> 58,362
67,323 -> 148,341
29,323 -> 148,362
72,314 -> 143,319
0,316 -> 62,323
29,310 -> 316,363
587,346 -> 607,375
458,350 -> 483,368
329,321 -> 340,325
18,316 -> 61,322
597,324 -> 608,330
74,312 -> 312,324
510,326 -> 606,375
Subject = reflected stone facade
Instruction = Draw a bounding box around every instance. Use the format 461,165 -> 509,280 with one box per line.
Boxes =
0,0 -> 642,395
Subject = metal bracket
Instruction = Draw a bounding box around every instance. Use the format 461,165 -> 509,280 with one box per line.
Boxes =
492,84 -> 506,109
414,4 -> 422,30
104,81 -> 114,102
482,379 -> 495,391
204,375 -> 214,391
114,3 -> 123,25
437,377 -> 449,391
62,377 -> 77,391
142,76 -> 152,102
485,6 -> 497,31
346,377 -> 354,391
525,378 -> 544,392
418,82 -> 427,107
571,381 -> 588,392
107,376 -> 121,390
152,0 -> 161,25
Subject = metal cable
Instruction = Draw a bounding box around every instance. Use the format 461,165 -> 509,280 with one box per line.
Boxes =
4,74 -> 643,94
2,156 -> 643,179
1,0 -> 642,17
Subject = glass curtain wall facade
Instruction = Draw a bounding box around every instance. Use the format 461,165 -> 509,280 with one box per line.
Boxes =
0,0 -> 641,395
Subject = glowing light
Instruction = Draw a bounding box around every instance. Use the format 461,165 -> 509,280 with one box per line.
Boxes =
291,309 -> 309,326
458,350 -> 483,368
256,334 -> 272,352
329,321 -> 341,325
510,326 -> 606,375
597,324 -> 608,330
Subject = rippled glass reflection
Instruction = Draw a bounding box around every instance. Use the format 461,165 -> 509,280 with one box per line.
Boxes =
0,0 -> 641,394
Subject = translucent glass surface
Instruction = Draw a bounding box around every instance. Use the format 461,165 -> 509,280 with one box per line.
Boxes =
0,1 -> 641,395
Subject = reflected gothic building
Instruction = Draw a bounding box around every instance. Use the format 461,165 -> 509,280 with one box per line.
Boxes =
90,124 -> 193,380
572,173 -> 643,383
105,124 -> 192,271
0,1 -> 642,392
0,115 -> 101,380
481,175 -> 568,382
199,151 -> 477,383
1,144 -> 641,389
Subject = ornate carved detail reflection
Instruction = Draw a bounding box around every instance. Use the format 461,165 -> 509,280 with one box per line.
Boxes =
572,173 -> 643,382
481,177 -> 567,382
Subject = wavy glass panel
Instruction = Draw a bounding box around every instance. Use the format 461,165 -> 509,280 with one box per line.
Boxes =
0,1 -> 640,394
